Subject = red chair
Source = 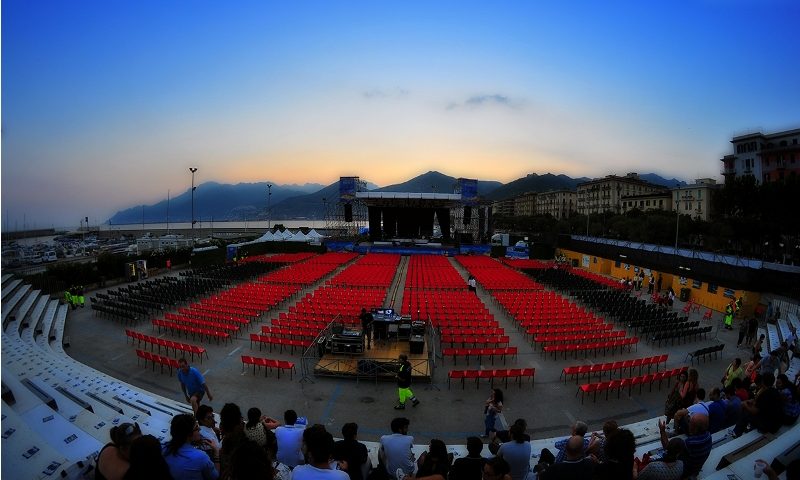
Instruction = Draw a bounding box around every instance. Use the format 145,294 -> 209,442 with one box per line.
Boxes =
448,370 -> 465,389
463,370 -> 480,388
577,383 -> 599,404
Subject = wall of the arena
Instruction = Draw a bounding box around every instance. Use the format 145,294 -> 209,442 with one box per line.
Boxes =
559,248 -> 759,315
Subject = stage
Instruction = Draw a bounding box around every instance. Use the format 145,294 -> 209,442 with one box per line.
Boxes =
313,336 -> 432,382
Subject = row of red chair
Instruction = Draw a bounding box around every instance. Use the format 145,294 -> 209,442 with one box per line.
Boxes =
326,254 -> 400,288
534,331 -> 627,348
261,325 -> 318,339
404,256 -> 469,289
456,256 -> 544,291
523,323 -> 613,339
249,334 -> 313,354
241,355 -> 297,379
569,268 -> 627,290
440,334 -> 510,348
242,252 -> 318,264
447,367 -> 535,389
561,354 -> 668,384
441,347 -> 518,365
577,366 -> 689,403
272,317 -> 340,330
190,302 -> 261,318
542,337 -> 638,359
175,307 -> 250,330
164,313 -> 241,333
439,327 -> 504,337
152,319 -> 231,344
136,349 -> 180,376
126,329 -> 208,363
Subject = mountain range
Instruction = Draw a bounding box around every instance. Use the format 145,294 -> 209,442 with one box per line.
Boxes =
107,171 -> 686,224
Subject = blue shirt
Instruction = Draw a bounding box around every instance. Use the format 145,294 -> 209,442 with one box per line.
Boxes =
178,366 -> 205,396
682,431 -> 712,477
163,443 -> 218,480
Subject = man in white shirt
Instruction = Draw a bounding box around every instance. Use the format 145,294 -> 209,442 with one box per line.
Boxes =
379,417 -> 415,477
275,409 -> 305,468
195,405 -> 220,451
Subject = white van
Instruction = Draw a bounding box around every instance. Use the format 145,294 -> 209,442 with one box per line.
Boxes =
43,251 -> 58,262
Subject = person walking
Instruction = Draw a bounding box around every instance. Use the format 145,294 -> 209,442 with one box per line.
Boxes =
483,388 -> 504,438
177,358 -> 213,414
737,318 -> 749,348
394,354 -> 420,410
359,308 -> 373,350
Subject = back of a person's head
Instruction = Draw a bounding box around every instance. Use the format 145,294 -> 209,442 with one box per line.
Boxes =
466,436 -> 483,457
390,417 -> 409,433
228,440 -> 273,480
689,413 -> 709,435
167,414 -> 196,455
342,422 -> 358,441
512,418 -> 527,430
126,435 -> 173,480
604,429 -> 635,462
688,368 -> 699,383
709,388 -> 721,401
195,405 -> 213,424
110,422 -> 142,450
724,385 -> 736,397
663,437 -> 685,463
510,423 -> 526,443
220,403 -> 243,434
602,420 -> 618,437
696,388 -> 706,401
565,435 -> 584,458
762,372 -> 775,387
428,439 -> 448,460
284,409 -> 298,425
303,425 -> 334,464
247,407 -> 262,428
573,421 -> 588,437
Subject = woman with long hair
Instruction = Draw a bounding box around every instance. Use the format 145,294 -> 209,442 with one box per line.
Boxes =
124,435 -> 173,480
664,371 -> 687,422
96,422 -> 142,480
680,369 -> 699,408
218,403 -> 246,476
163,413 -> 219,480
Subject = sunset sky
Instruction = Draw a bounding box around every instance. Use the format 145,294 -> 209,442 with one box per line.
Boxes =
2,0 -> 799,228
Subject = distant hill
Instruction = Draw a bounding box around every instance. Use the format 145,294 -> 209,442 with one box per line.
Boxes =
376,171 -> 502,196
485,173 -> 588,201
637,173 -> 687,188
108,181 -> 323,224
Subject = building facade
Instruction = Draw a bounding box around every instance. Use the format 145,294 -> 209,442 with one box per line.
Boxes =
620,192 -> 672,214
671,178 -> 719,222
721,128 -> 800,185
513,192 -> 537,217
577,173 -> 669,215
535,190 -> 576,219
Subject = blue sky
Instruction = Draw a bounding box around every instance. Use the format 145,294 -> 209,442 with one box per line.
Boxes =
2,0 -> 799,228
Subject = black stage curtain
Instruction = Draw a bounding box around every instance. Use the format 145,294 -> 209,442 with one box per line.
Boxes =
368,207 -> 382,241
383,208 -> 397,238
436,208 -> 451,242
419,209 -> 435,238
397,208 -> 417,238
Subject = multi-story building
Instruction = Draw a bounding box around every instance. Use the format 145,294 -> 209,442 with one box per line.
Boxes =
535,190 -> 576,219
577,173 -> 669,215
620,191 -> 672,214
513,192 -> 537,217
721,128 -> 800,184
672,178 -> 719,222
491,198 -> 515,217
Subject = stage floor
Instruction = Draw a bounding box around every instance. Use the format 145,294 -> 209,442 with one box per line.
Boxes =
314,337 -> 431,380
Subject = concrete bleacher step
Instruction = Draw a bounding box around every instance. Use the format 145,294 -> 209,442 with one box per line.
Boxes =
1,283 -> 31,326
1,404 -> 72,480
1,278 -> 23,301
704,423 -> 800,479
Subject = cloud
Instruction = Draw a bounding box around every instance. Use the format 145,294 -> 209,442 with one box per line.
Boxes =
447,93 -> 521,111
362,87 -> 409,99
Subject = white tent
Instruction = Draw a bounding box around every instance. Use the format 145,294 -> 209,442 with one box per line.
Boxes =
277,229 -> 294,240
306,229 -> 324,239
289,230 -> 309,242
258,230 -> 276,242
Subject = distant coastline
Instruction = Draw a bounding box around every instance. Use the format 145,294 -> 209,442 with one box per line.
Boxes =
102,220 -> 326,232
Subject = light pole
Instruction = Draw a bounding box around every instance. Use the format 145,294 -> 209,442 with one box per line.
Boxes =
189,167 -> 198,239
674,186 -> 680,251
267,183 -> 272,230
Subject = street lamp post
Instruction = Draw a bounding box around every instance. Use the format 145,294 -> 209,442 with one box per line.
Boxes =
674,186 -> 681,251
189,167 -> 198,239
267,184 -> 272,230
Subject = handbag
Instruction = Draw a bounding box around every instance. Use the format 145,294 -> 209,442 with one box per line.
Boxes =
493,412 -> 509,431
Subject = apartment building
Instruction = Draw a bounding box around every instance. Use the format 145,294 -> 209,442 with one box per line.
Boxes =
577,173 -> 669,215
535,190 -> 576,219
721,128 -> 800,184
672,178 -> 719,222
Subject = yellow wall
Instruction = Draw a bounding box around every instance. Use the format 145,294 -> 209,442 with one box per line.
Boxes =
558,248 -> 758,314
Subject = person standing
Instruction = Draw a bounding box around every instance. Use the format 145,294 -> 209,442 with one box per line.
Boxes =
468,275 -> 477,293
177,359 -> 213,414
483,388 -> 504,438
359,308 -> 373,350
394,354 -> 420,410
736,317 -> 748,348
648,273 -> 655,295
747,317 -> 759,346
724,302 -> 734,330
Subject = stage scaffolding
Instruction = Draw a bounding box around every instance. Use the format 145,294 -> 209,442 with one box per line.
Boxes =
324,177 -> 368,240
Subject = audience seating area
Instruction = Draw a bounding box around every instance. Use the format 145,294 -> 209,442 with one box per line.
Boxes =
447,367 -> 535,389
241,355 -> 297,379
577,366 -> 689,403
561,354 -> 668,384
